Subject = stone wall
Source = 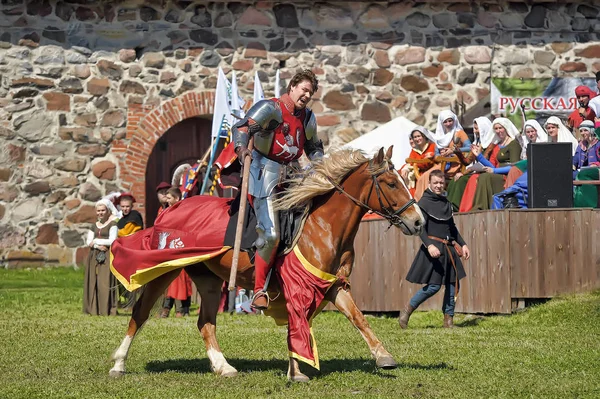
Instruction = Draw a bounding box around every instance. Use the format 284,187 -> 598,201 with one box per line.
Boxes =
1,0 -> 600,267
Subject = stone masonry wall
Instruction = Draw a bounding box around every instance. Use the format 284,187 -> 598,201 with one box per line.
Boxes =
1,0 -> 600,267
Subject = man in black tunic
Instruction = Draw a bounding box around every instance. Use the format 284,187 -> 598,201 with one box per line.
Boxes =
399,169 -> 470,328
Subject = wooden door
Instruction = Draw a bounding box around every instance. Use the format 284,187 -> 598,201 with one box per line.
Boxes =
145,117 -> 212,227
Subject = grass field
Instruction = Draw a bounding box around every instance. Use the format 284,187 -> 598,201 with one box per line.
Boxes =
0,267 -> 599,398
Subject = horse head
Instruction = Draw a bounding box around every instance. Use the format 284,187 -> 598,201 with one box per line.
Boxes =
361,146 -> 424,236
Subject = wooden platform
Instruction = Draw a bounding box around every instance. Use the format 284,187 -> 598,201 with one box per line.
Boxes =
347,208 -> 600,314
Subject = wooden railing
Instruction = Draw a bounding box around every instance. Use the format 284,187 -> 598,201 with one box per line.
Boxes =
347,209 -> 600,314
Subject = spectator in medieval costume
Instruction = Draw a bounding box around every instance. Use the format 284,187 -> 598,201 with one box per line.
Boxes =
83,196 -> 119,316
500,119 -> 549,190
544,116 -> 578,155
574,118 -> 600,207
399,169 -> 470,329
414,110 -> 472,200
117,193 -> 144,237
231,69 -> 324,310
573,120 -> 600,171
461,118 -> 522,211
446,116 -> 495,211
567,85 -> 596,136
399,127 -> 436,197
156,182 -> 171,218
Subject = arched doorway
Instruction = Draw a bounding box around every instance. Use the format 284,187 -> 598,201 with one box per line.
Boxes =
145,116 -> 212,226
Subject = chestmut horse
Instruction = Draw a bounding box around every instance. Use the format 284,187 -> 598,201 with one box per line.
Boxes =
109,146 -> 424,382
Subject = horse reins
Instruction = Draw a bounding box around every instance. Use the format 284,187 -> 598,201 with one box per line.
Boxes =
322,161 -> 416,230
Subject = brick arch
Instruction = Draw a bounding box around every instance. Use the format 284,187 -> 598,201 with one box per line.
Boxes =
115,91 -> 216,222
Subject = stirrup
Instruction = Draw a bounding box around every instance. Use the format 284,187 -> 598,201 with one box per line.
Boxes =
251,291 -> 274,310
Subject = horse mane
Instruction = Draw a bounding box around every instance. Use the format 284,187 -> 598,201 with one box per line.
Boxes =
274,148 -> 390,211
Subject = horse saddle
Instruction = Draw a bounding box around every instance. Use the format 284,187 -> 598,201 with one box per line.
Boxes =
223,193 -> 310,261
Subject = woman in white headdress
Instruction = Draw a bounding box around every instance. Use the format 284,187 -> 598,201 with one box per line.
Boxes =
499,119 -> 549,189
464,118 -> 522,210
520,119 -> 548,160
413,110 -> 472,200
83,196 -> 120,316
448,117 -> 499,212
544,116 -> 579,156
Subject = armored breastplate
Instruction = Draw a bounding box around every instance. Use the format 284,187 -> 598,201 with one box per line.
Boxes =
254,99 -> 306,163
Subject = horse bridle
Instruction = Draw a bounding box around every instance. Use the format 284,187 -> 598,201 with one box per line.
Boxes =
324,160 -> 417,230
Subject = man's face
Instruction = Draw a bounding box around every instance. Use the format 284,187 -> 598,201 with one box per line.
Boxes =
429,175 -> 445,195
157,189 -> 168,205
166,193 -> 178,206
577,94 -> 590,108
288,80 -> 314,110
120,199 -> 132,216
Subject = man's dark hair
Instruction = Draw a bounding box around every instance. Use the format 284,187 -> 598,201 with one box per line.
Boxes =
167,187 -> 181,200
596,71 -> 600,83
429,169 -> 445,182
287,69 -> 319,95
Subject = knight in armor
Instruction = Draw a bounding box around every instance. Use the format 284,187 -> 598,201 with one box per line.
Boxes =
232,69 -> 324,310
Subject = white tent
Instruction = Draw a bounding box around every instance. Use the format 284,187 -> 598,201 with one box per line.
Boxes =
343,117 -> 418,169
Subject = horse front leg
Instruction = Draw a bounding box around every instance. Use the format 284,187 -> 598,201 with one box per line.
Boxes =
327,286 -> 397,369
189,267 -> 238,377
109,270 -> 179,377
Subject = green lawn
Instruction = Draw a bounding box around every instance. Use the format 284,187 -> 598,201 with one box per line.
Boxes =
0,268 -> 599,398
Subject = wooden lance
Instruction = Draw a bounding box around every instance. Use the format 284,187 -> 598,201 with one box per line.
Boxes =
228,137 -> 254,291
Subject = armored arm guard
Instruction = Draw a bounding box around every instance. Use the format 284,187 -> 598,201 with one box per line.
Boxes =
303,110 -> 324,161
232,100 -> 282,150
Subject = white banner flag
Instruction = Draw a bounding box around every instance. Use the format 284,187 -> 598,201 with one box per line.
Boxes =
211,67 -> 234,139
253,71 -> 265,105
274,69 -> 281,98
231,70 -> 245,120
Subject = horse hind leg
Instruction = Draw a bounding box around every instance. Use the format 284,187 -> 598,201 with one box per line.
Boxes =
188,268 -> 238,378
109,270 -> 179,378
327,285 -> 398,370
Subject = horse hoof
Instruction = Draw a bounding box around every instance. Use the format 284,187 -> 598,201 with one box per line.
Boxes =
109,369 -> 125,378
376,355 -> 398,370
288,373 -> 310,383
221,369 -> 238,378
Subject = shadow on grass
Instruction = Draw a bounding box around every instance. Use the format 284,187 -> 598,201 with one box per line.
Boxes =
145,357 -> 453,377
456,316 -> 484,328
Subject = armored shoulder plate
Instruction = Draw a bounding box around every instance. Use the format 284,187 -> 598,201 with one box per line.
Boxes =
246,99 -> 283,131
304,109 -> 318,140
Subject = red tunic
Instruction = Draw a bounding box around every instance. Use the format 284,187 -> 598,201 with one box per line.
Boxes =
166,270 -> 193,300
567,108 -> 595,130
264,97 -> 307,163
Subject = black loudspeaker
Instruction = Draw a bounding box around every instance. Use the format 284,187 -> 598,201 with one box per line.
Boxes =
527,143 -> 573,208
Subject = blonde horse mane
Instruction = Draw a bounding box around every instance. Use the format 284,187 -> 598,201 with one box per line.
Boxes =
274,148 -> 391,211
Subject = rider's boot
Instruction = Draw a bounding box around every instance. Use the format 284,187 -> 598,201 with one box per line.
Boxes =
251,254 -> 270,310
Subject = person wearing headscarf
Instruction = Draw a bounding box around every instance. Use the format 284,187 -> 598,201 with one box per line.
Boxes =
432,110 -> 472,154
465,118 -> 522,210
573,119 -> 600,171
498,119 -> 550,190
574,120 -> 600,207
447,117 -> 497,211
544,116 -> 579,156
413,111 -> 472,200
399,169 -> 470,329
400,126 -> 437,196
520,119 -> 549,160
567,85 -> 596,135
117,193 -> 144,237
83,196 -> 120,316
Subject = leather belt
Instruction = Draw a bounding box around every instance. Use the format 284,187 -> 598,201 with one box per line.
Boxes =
428,236 -> 461,302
